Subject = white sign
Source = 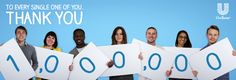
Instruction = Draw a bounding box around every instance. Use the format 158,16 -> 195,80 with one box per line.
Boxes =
131,39 -> 157,75
164,47 -> 199,79
0,45 -> 2,75
189,38 -> 235,80
132,39 -> 157,53
99,43 -> 141,77
132,39 -> 174,80
35,46 -> 73,80
69,42 -> 110,80
0,38 -> 35,80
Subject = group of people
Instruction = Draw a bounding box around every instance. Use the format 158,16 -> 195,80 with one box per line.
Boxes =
3,25 -> 236,80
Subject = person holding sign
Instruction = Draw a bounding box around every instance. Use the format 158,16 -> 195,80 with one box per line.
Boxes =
69,28 -> 88,73
110,26 -> 134,80
138,26 -> 162,59
139,27 -> 172,80
68,28 -> 113,75
37,31 -> 62,80
138,26 -> 162,80
167,30 -> 193,80
192,25 -> 236,80
15,26 -> 38,80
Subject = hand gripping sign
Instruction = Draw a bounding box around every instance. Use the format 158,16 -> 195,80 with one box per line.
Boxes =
189,37 -> 235,80
0,38 -> 35,80
132,39 -> 175,80
99,43 -> 141,77
69,42 -> 110,80
34,46 -> 73,80
164,47 -> 200,79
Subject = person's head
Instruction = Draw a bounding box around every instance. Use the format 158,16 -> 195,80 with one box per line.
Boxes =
175,30 -> 192,48
44,31 -> 58,48
146,27 -> 157,45
73,28 -> 85,46
15,25 -> 27,42
206,25 -> 220,45
112,26 -> 127,45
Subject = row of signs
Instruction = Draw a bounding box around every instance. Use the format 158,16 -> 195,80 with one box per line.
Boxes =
0,38 -> 234,80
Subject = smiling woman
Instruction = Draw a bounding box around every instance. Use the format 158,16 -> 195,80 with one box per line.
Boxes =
175,30 -> 192,48
42,31 -> 61,51
37,31 -> 61,80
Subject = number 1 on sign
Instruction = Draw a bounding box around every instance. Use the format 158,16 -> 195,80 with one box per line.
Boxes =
7,55 -> 20,72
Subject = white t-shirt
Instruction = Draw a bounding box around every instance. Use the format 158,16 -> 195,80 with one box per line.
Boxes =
77,47 -> 84,53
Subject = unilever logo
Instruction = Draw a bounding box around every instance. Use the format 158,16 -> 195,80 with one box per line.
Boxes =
216,3 -> 230,20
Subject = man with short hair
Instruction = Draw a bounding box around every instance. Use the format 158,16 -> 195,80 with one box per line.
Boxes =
146,27 -> 157,46
192,25 -> 236,80
69,28 -> 113,72
139,26 -> 163,80
15,25 -> 38,80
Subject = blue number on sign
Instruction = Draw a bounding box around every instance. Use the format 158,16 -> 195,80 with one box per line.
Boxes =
113,51 -> 125,68
175,54 -> 188,72
44,55 -> 59,73
7,55 -> 20,72
206,53 -> 222,70
79,57 -> 96,73
148,53 -> 161,70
